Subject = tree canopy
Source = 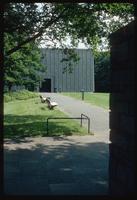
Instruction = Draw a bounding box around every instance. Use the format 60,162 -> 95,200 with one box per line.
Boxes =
4,3 -> 134,56
4,3 -> 134,92
94,51 -> 110,92
4,34 -> 45,91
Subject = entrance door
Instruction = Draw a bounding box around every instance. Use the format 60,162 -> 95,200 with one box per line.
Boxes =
40,79 -> 51,92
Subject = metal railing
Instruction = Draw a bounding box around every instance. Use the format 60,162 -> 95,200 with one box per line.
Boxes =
46,113 -> 90,135
80,114 -> 90,134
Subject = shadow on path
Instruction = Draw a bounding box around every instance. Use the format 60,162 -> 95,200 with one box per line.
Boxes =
41,93 -> 109,136
4,137 -> 109,196
4,114 -> 86,138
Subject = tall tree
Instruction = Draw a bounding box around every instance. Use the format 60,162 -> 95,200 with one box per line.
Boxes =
95,51 -> 110,92
4,3 -> 134,91
4,3 -> 134,56
4,33 -> 45,91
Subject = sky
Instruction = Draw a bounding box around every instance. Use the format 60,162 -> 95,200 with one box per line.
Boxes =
37,3 -> 94,50
39,35 -> 109,51
39,36 -> 90,49
37,3 -> 131,51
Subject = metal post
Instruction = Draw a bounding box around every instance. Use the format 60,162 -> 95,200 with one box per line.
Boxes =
47,119 -> 49,135
46,115 -> 90,135
81,89 -> 84,100
88,117 -> 90,134
82,91 -> 84,100
81,114 -> 82,127
81,114 -> 90,134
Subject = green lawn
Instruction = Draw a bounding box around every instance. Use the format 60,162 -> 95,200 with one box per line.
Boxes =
4,97 -> 88,138
62,92 -> 109,109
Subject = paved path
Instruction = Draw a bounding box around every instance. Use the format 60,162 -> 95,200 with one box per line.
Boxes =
41,93 -> 110,142
4,136 -> 108,195
4,93 -> 110,195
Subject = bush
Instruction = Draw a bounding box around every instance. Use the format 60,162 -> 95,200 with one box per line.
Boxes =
4,90 -> 39,102
4,94 -> 15,102
95,51 -> 110,92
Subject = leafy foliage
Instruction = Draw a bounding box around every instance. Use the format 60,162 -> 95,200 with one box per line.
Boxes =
4,3 -> 134,90
4,90 -> 39,102
60,48 -> 80,73
94,51 -> 110,92
4,33 -> 45,91
4,3 -> 134,55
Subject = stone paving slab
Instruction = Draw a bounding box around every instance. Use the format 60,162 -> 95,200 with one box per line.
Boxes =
4,136 -> 109,195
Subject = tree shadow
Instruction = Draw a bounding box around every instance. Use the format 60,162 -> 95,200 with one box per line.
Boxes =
4,139 -> 109,196
4,114 -> 84,139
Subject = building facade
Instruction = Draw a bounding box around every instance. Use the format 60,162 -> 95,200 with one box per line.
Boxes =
40,48 -> 94,92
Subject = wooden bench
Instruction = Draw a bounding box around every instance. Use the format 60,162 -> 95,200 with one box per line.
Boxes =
40,95 -> 47,103
46,98 -> 58,110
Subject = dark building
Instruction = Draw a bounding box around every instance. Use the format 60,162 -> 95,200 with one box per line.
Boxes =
39,48 -> 95,92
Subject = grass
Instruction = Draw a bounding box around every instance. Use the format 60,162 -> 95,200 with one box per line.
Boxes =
4,89 -> 39,102
62,92 -> 109,109
4,97 -> 88,139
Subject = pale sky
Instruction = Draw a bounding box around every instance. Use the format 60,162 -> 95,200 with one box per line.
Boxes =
39,36 -> 90,49
37,3 -> 128,51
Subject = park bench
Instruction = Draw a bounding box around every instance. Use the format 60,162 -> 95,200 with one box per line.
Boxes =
46,98 -> 58,110
40,95 -> 47,103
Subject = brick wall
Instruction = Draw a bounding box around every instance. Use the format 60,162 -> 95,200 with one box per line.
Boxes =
109,21 -> 135,195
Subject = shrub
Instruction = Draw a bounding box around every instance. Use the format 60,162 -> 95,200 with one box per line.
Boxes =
4,94 -> 15,102
4,90 -> 39,102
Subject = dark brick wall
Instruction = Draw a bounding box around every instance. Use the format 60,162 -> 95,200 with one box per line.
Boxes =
109,21 -> 135,195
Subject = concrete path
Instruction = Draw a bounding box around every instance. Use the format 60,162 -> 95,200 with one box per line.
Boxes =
4,93 -> 110,195
41,93 -> 110,142
4,136 -> 108,195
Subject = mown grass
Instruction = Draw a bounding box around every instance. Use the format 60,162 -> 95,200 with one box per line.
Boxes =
4,97 -> 88,138
4,89 -> 39,102
62,92 -> 109,110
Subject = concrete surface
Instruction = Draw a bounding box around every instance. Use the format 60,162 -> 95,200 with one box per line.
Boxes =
4,136 -> 109,195
4,93 -> 110,195
41,93 -> 110,142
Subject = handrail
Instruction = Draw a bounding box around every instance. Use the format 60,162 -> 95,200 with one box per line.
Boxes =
46,114 -> 91,135
81,114 -> 90,134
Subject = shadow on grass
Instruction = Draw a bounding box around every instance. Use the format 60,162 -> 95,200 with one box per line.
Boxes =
4,114 -> 83,139
4,140 -> 109,195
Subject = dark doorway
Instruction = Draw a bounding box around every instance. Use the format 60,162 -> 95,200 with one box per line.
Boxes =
40,78 -> 51,92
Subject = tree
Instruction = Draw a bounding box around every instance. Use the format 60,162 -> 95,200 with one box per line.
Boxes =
4,3 -> 134,91
4,33 -> 45,91
94,51 -> 110,92
4,3 -> 134,56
